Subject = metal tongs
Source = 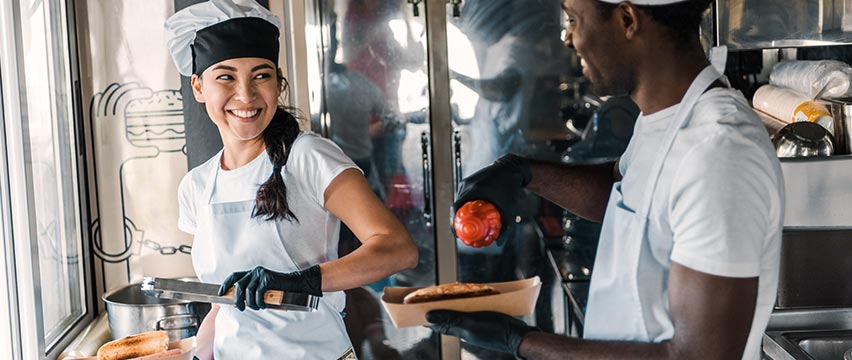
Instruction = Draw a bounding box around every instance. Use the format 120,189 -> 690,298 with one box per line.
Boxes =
141,277 -> 320,312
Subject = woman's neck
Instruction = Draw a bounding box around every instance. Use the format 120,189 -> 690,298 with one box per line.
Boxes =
220,137 -> 266,170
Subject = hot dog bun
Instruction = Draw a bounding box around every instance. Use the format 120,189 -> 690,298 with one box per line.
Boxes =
97,330 -> 169,360
126,348 -> 184,359
403,282 -> 499,304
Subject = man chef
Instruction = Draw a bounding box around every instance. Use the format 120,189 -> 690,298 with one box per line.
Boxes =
427,0 -> 784,359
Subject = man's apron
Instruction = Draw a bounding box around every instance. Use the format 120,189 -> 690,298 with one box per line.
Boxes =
584,65 -> 724,341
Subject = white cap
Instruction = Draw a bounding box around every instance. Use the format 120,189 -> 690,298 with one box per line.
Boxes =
165,0 -> 281,76
597,0 -> 690,5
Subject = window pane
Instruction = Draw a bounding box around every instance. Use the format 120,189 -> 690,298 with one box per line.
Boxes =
18,0 -> 85,347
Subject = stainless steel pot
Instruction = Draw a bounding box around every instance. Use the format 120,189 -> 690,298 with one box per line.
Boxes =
773,121 -> 835,158
103,283 -> 211,341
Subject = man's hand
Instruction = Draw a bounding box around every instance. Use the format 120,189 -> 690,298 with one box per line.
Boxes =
452,154 -> 532,246
426,310 -> 538,357
218,265 -> 323,311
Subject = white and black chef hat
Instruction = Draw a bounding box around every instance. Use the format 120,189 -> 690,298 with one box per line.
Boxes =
165,0 -> 282,76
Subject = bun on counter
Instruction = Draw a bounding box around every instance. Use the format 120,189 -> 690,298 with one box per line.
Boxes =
403,282 -> 499,304
97,330 -> 169,360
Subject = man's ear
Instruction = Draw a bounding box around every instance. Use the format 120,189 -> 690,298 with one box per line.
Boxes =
191,74 -> 205,103
617,3 -> 640,40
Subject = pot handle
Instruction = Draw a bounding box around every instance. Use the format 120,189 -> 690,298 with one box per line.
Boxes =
156,314 -> 198,331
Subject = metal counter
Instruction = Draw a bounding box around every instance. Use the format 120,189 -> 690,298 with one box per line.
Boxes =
547,247 -> 591,338
764,308 -> 852,359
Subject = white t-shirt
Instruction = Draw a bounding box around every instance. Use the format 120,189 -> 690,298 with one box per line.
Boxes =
177,131 -> 359,269
617,88 -> 784,359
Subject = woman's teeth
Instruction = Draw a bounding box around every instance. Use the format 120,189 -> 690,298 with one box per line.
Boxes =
230,109 -> 258,118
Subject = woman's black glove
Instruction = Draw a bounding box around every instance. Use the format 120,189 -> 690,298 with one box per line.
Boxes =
426,310 -> 539,358
218,264 -> 323,311
452,154 -> 531,246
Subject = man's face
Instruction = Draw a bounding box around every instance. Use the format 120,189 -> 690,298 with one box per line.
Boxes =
562,0 -> 634,96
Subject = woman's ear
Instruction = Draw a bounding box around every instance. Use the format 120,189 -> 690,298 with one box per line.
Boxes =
191,74 -> 205,103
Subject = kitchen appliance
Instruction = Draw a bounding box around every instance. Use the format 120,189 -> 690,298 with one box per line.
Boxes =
102,283 -> 210,341
141,277 -> 320,312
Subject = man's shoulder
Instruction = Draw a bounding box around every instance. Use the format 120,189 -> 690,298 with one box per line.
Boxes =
680,88 -> 773,154
673,89 -> 782,185
691,88 -> 758,128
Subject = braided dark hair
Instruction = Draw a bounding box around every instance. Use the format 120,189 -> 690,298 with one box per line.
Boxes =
252,75 -> 302,222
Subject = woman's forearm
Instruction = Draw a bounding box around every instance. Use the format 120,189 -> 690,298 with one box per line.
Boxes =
320,168 -> 419,292
319,233 -> 418,292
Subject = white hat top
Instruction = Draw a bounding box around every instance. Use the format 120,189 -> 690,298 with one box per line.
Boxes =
165,0 -> 282,76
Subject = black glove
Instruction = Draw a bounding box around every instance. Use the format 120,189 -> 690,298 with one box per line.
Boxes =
452,154 -> 531,246
427,310 -> 538,358
218,264 -> 323,311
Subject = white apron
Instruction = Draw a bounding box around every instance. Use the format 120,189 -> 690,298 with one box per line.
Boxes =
191,152 -> 356,359
584,65 -> 723,340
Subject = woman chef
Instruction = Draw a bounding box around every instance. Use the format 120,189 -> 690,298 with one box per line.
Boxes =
165,1 -> 419,359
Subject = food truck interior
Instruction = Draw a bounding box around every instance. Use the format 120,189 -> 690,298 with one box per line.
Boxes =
1,0 -> 852,359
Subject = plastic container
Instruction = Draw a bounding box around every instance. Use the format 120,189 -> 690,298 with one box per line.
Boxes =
753,85 -> 835,134
453,200 -> 501,248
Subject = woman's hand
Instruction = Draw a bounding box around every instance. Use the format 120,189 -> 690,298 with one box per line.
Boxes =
218,265 -> 322,311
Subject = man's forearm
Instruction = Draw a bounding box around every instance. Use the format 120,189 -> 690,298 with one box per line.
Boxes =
525,160 -> 617,222
518,332 -> 671,360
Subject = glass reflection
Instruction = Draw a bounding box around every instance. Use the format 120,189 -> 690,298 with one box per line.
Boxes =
308,1 -> 438,358
446,1 -> 635,359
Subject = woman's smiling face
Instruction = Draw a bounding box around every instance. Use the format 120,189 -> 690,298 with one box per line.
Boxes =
191,57 -> 280,142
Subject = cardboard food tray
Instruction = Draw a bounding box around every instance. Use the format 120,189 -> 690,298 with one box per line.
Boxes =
381,276 -> 541,328
68,336 -> 195,360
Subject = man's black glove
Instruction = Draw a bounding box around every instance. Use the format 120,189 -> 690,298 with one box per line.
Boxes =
218,264 -> 323,311
452,154 -> 531,246
426,310 -> 538,358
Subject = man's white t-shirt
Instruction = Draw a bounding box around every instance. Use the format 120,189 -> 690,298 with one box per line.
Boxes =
616,88 -> 784,359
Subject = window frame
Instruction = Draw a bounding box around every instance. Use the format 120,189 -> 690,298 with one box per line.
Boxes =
0,0 -> 94,358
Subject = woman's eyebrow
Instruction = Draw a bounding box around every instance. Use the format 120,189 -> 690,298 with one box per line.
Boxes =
211,65 -> 237,72
252,64 -> 274,72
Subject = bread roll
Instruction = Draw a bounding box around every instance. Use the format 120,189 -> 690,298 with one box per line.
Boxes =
126,348 -> 184,359
403,282 -> 499,304
97,331 -> 169,360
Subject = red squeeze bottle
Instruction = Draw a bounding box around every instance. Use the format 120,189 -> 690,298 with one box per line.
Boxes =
454,200 -> 502,248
